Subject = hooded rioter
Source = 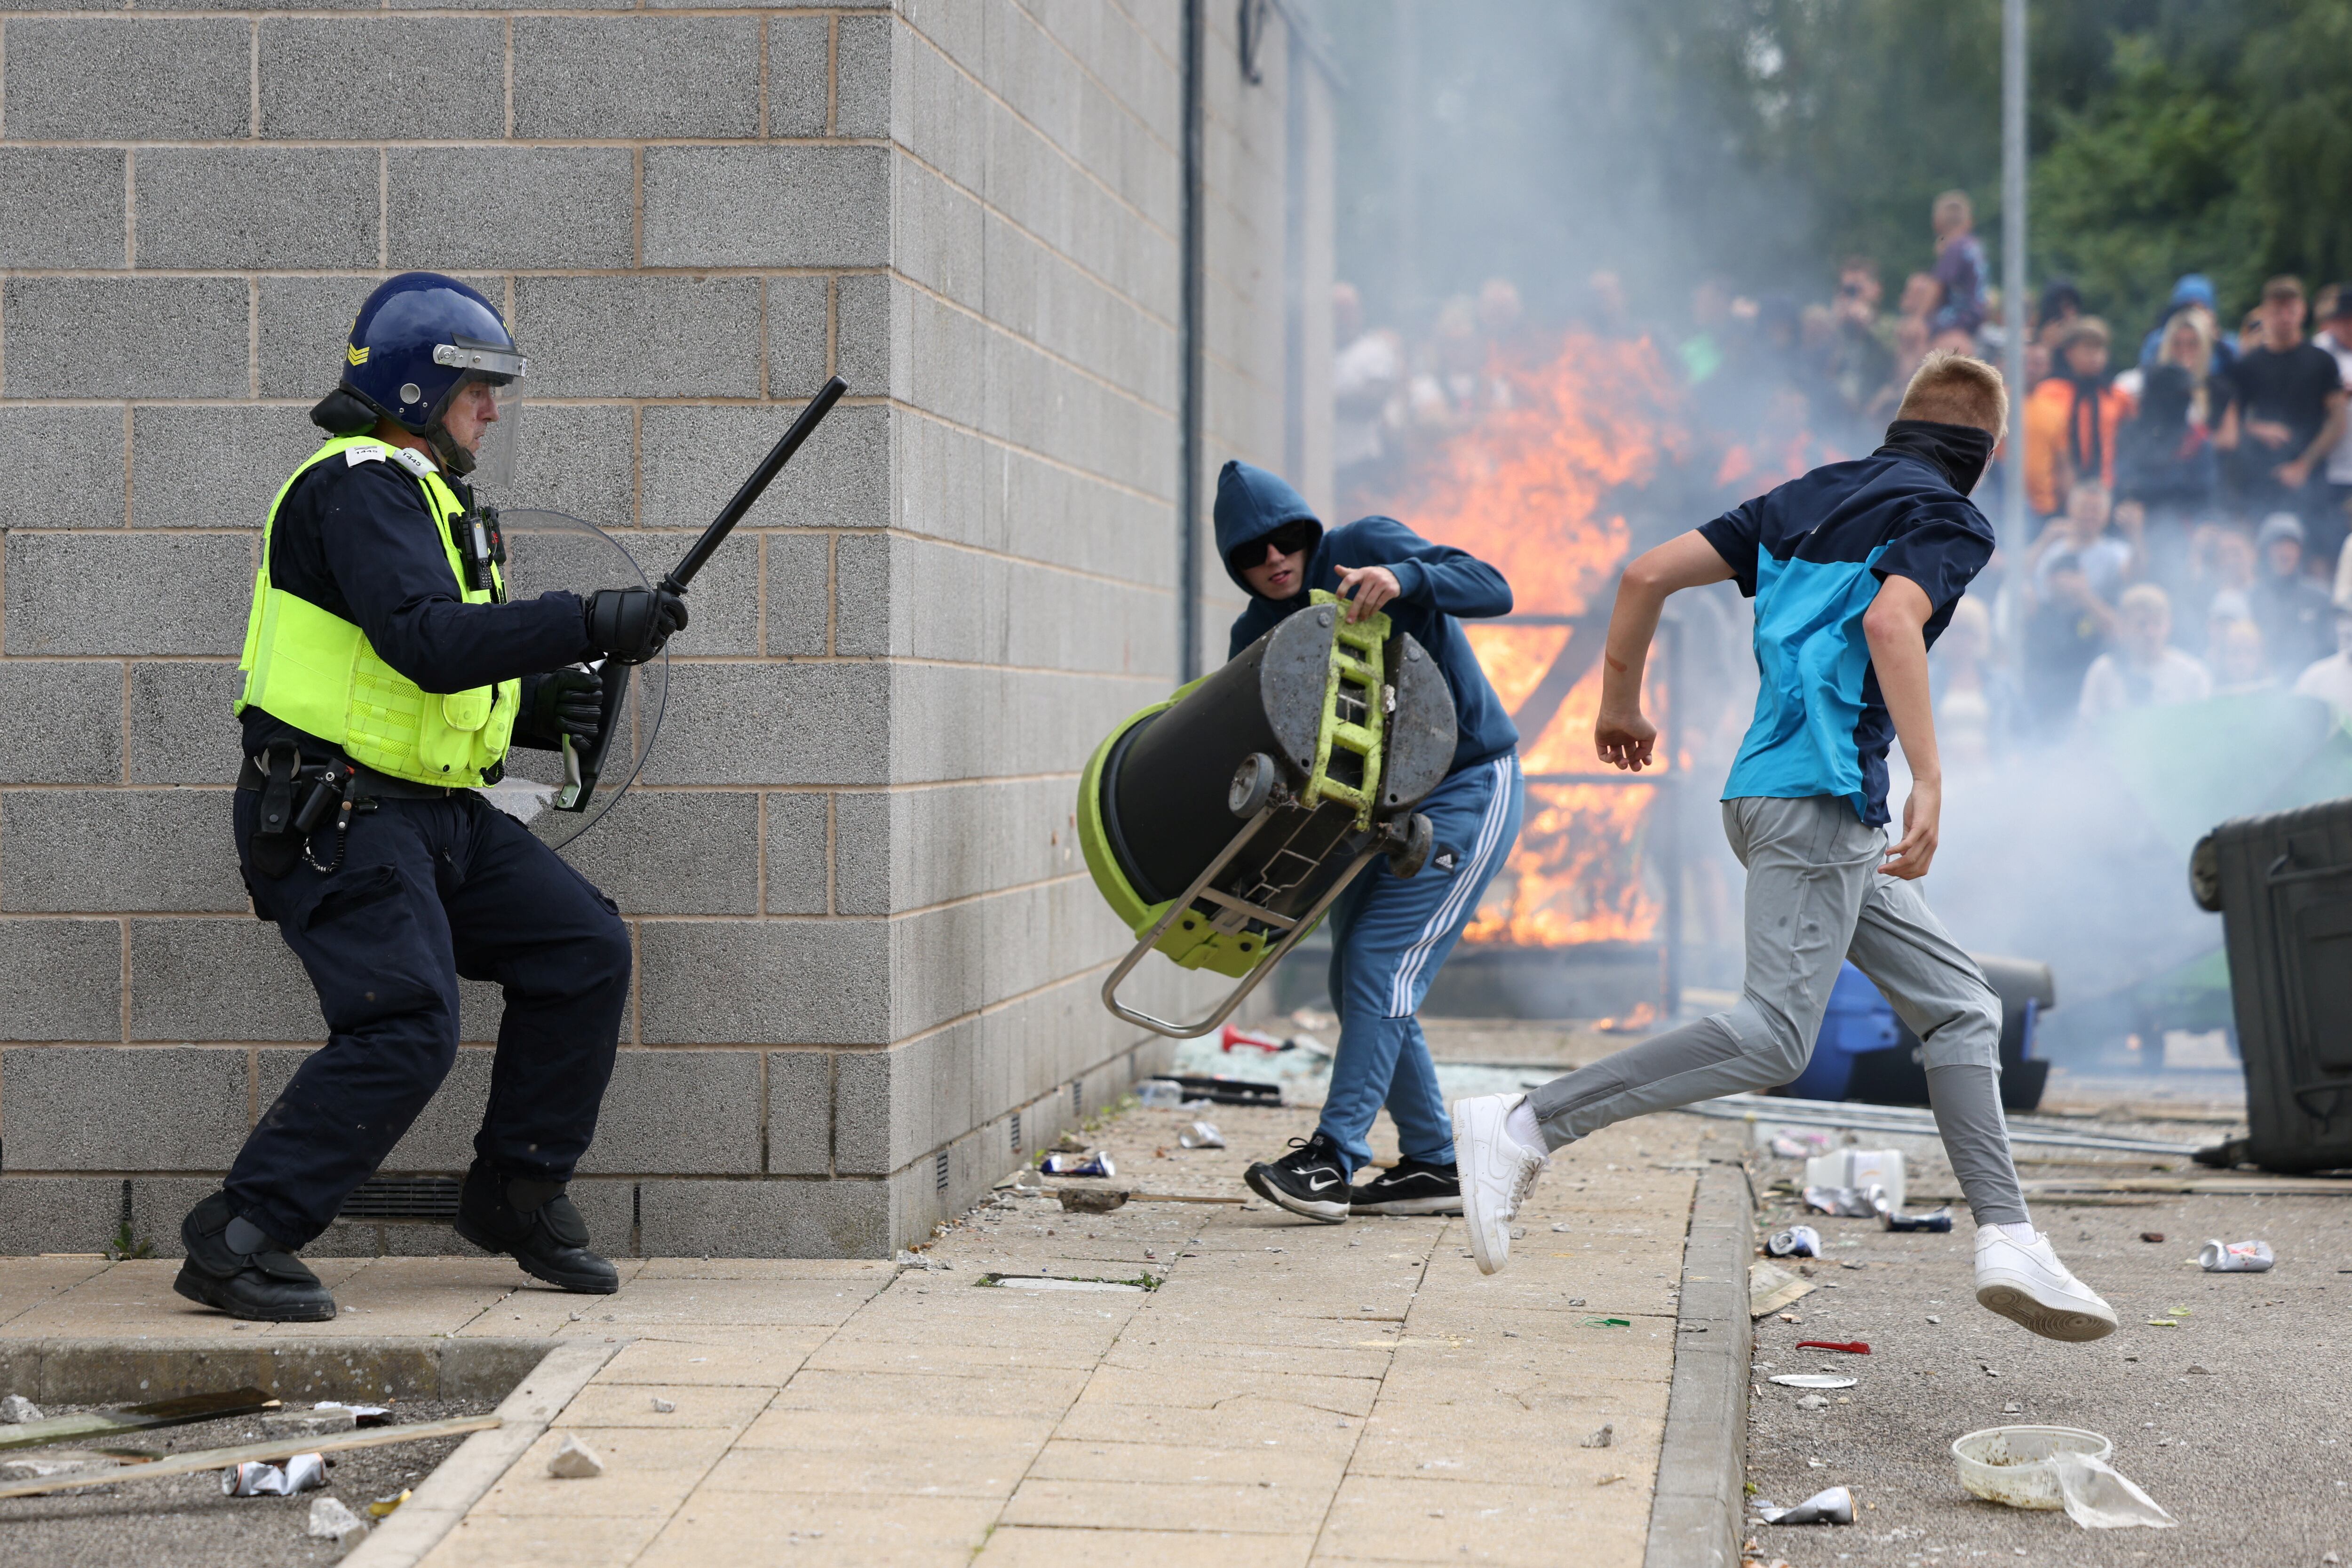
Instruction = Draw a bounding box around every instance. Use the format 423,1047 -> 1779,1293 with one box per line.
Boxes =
1213,461 -> 1525,1220
174,273 -> 689,1321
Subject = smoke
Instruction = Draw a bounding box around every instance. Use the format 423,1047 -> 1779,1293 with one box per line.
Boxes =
1323,1 -> 2318,1055
1330,0 -> 1821,330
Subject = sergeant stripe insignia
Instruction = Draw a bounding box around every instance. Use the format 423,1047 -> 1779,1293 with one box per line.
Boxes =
346,343 -> 370,366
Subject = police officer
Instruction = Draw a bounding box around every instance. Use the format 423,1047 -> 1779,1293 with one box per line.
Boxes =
175,273 -> 688,1322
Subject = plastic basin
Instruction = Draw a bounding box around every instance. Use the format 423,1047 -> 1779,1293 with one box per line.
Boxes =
1950,1425 -> 2113,1509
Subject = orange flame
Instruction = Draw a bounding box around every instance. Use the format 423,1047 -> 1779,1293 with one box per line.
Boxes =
1401,332 -> 1681,619
1400,332 -> 1690,948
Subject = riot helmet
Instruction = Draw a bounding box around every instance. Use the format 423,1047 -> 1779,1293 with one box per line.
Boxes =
314,272 -> 526,485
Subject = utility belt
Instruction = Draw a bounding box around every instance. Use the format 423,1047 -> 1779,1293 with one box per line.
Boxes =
236,745 -> 466,879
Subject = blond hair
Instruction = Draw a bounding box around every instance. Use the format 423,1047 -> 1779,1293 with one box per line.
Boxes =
1895,349 -> 2009,438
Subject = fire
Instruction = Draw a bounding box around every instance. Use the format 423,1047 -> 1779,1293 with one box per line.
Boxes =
1462,782 -> 1661,946
1400,331 -> 1689,949
1401,332 -> 1677,619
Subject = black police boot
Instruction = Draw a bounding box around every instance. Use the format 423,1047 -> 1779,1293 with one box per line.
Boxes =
173,1192 -> 337,1322
455,1161 -> 619,1294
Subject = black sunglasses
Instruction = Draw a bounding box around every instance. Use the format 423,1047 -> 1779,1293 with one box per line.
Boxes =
1231,521 -> 1318,571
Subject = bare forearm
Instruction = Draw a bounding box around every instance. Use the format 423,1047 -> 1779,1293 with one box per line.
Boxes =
1600,531 -> 1733,716
1598,578 -> 1666,716
1866,621 -> 1941,783
2300,401 -> 2347,469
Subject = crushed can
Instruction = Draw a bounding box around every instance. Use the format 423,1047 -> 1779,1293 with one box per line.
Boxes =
1041,1151 -> 1115,1178
1883,1206 -> 1954,1233
2199,1238 -> 2275,1273
1177,1121 -> 1224,1149
223,1453 -> 327,1496
1766,1224 -> 1823,1258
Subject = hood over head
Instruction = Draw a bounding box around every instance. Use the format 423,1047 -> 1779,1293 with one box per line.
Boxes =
1213,461 -> 1323,596
2170,273 -> 2217,310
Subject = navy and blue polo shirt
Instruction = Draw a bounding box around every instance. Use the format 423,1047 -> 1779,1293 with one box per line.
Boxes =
1699,430 -> 1995,826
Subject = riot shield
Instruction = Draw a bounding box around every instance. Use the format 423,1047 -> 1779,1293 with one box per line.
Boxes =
486,508 -> 667,853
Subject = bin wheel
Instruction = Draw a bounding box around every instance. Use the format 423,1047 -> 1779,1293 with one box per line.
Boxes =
1386,812 -> 1434,878
2189,833 -> 2222,913
1229,753 -> 1278,819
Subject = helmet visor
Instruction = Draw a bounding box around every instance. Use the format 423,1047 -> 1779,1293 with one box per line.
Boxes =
469,376 -> 524,491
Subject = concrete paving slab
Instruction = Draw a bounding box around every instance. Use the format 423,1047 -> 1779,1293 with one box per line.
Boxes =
1004,1472 -> 1337,1533
1077,1363 -> 1383,1417
595,1330 -> 827,1385
632,1491 -> 998,1568
699,1437 -> 1035,1499
1028,1435 -> 1349,1488
418,1510 -> 667,1568
767,1366 -> 1093,1418
976,1525 -> 1317,1566
1319,1473 -> 1643,1565
555,1380 -> 778,1428
0,1077 -> 1732,1568
0,1255 -> 108,1326
475,1425 -> 739,1518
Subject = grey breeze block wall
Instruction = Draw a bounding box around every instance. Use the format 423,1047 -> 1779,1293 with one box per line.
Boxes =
0,0 -> 1333,1258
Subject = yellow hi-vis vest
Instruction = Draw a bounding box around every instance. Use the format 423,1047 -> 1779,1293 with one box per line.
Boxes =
235,435 -> 520,788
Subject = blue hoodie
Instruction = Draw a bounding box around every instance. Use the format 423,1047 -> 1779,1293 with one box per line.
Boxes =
1214,461 -> 1518,778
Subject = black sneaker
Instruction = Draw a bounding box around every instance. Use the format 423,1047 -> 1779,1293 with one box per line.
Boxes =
454,1160 -> 620,1294
1350,1158 -> 1463,1216
1244,1133 -> 1353,1223
173,1192 -> 337,1322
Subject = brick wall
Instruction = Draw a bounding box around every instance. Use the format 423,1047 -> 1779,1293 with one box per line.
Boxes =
0,0 -> 1329,1257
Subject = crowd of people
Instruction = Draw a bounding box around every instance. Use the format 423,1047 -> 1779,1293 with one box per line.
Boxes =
1330,187 -> 2352,761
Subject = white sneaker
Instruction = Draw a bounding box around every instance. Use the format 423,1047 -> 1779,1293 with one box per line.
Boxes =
1451,1093 -> 1547,1275
1974,1226 -> 2119,1342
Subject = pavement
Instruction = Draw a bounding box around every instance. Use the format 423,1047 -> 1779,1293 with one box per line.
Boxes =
1743,1088 -> 2352,1568
0,1095 -> 1725,1568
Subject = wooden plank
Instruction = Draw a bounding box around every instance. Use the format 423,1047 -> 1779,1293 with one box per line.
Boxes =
0,1388 -> 278,1454
0,1415 -> 501,1499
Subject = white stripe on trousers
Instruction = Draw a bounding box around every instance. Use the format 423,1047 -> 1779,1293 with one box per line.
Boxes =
1385,755 -> 1515,1018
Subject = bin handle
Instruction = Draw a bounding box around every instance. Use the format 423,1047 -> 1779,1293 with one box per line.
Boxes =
1100,806 -> 1379,1039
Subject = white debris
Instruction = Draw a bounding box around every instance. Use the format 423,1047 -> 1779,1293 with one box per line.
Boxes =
1579,1424 -> 1614,1449
308,1496 -> 370,1552
652,1397 -> 676,1413
548,1434 -> 605,1479
0,1394 -> 41,1424
1796,1394 -> 1830,1411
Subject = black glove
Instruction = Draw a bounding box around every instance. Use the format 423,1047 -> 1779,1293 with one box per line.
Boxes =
583,588 -> 688,664
530,667 -> 605,748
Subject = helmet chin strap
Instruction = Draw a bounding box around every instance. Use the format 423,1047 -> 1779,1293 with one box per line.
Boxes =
428,422 -> 477,477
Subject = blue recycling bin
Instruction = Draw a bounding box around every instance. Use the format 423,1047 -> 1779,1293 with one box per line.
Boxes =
1778,962 -> 1901,1100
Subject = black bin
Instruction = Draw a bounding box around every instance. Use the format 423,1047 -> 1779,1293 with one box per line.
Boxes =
2191,797 -> 2352,1172
1840,954 -> 2055,1112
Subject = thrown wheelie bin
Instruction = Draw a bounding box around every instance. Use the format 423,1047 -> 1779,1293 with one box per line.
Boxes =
1080,590 -> 1458,1038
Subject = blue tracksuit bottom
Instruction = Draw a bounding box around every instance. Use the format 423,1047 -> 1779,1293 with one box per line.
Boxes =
1318,751 -> 1525,1173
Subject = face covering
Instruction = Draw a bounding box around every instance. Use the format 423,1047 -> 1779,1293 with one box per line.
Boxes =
1877,419 -> 1995,494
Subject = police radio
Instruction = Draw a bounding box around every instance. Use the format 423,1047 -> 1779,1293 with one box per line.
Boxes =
460,503 -> 507,601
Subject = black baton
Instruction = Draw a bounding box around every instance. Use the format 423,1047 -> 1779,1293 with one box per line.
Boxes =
556,376 -> 852,813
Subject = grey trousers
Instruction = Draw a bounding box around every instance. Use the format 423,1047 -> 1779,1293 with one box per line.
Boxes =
1526,794 -> 2029,1226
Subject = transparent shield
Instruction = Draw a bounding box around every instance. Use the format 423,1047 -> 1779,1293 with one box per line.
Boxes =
485,509 -> 667,854
469,380 -> 523,492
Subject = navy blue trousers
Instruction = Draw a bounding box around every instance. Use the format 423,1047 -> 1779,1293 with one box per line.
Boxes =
224,789 -> 631,1248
